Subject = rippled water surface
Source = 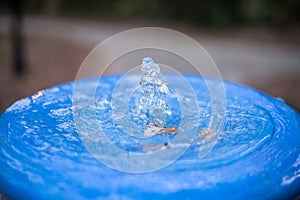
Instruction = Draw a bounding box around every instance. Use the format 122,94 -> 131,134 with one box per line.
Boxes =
0,74 -> 300,199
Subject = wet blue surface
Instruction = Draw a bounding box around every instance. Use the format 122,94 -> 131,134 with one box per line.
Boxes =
0,74 -> 300,199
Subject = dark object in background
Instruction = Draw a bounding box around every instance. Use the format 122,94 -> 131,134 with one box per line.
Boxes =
10,0 -> 25,76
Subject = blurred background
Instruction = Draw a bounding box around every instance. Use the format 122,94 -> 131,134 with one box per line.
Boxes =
0,0 -> 300,114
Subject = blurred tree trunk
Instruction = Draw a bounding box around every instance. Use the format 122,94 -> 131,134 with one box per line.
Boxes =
10,0 -> 25,76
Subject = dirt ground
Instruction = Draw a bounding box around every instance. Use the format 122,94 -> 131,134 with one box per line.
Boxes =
0,15 -> 300,113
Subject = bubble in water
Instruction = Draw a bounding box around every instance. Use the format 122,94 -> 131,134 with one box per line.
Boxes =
139,57 -> 170,128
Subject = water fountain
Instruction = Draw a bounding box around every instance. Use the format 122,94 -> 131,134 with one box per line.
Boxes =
0,29 -> 300,199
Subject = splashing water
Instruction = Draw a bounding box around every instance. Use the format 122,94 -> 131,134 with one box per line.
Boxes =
139,57 -> 170,128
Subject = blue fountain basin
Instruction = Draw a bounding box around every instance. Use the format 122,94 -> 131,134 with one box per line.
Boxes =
0,74 -> 299,199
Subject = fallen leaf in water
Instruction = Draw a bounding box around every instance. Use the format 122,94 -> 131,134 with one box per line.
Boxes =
163,127 -> 178,134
